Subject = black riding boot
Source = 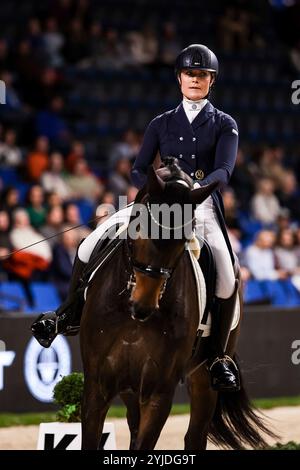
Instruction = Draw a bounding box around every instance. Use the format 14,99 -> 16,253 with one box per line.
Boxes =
207,280 -> 240,392
31,253 -> 86,348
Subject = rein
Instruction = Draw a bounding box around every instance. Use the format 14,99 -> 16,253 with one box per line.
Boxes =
0,213 -> 109,261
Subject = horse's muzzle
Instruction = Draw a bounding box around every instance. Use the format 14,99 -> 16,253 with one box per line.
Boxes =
129,301 -> 157,322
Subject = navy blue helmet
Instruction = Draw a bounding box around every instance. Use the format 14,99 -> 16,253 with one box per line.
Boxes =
175,44 -> 219,76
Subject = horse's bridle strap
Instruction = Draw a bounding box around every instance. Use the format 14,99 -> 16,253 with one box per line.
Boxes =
133,260 -> 172,279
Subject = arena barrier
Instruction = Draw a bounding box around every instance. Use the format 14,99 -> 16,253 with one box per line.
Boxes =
0,308 -> 300,412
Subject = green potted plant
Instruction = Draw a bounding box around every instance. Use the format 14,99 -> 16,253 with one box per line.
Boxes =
53,372 -> 84,423
37,372 -> 116,450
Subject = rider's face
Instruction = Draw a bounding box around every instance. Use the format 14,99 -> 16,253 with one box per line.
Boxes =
179,69 -> 214,100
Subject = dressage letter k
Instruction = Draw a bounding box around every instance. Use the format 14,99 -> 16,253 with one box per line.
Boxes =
44,433 -> 77,450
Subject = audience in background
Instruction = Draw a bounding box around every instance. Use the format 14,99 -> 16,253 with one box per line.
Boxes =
51,227 -> 79,300
244,230 -> 288,281
251,177 -> 281,226
0,0 -> 299,306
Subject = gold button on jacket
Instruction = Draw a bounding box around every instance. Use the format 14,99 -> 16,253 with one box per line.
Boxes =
195,169 -> 204,180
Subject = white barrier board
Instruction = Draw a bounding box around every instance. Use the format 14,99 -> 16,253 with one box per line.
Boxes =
37,422 -> 116,450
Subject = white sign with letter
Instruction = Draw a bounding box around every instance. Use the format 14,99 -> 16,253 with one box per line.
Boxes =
37,422 -> 117,450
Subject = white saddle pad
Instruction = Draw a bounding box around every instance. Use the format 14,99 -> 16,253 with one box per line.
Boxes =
187,245 -> 240,337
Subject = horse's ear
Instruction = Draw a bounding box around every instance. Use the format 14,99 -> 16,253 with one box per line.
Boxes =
189,181 -> 219,205
147,165 -> 166,196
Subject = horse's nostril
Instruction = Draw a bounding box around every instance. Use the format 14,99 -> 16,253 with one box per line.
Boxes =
130,302 -> 154,322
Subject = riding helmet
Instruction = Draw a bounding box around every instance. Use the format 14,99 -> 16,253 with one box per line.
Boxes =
175,44 -> 219,76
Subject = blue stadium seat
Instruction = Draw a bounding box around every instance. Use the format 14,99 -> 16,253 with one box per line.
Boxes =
0,168 -> 19,185
24,282 -> 60,313
260,280 -> 300,307
244,280 -> 269,304
76,199 -> 95,226
0,282 -> 28,311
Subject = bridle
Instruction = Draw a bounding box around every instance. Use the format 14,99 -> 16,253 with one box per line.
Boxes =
126,178 -> 194,298
126,236 -> 172,300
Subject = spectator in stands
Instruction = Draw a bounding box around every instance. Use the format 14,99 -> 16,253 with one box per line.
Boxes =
109,129 -> 140,168
222,187 -> 242,256
65,159 -> 103,202
230,148 -> 255,210
259,146 -> 288,189
290,39 -> 300,73
276,207 -> 292,232
244,230 -> 288,280
62,18 -> 88,64
65,140 -> 86,173
275,228 -> 299,273
294,228 -> 300,269
218,6 -> 251,51
98,28 -> 126,69
4,209 -> 52,304
0,128 -> 22,168
64,202 -> 91,239
40,205 -> 64,248
13,39 -> 41,91
277,171 -> 300,222
251,177 -> 281,226
79,21 -> 105,68
0,209 -> 12,262
41,151 -> 71,200
0,38 -> 12,72
43,17 -> 65,67
126,185 -> 138,204
1,186 -> 21,224
160,22 -> 181,66
9,209 -> 52,262
46,191 -> 64,210
26,18 -> 44,54
0,71 -> 23,111
95,202 -> 116,227
275,228 -> 300,293
26,136 -> 49,182
108,157 -> 131,198
26,185 -> 47,229
35,95 -> 70,145
34,67 -> 62,109
51,226 -> 80,301
142,24 -> 159,65
127,25 -> 158,67
49,0 -> 74,28
97,191 -> 116,208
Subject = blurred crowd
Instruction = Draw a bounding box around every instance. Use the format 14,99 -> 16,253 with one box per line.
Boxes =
1,130 -> 300,303
0,0 -> 300,306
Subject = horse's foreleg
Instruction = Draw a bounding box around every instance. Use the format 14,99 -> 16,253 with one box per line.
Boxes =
120,392 -> 140,450
184,366 -> 217,450
81,378 -> 110,450
132,390 -> 174,450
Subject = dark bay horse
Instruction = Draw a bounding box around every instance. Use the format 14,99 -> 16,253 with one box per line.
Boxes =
80,162 -> 274,450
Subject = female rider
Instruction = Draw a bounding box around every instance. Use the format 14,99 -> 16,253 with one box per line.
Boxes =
32,44 -> 240,392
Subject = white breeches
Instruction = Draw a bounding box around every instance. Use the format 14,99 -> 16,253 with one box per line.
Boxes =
194,196 -> 236,299
78,196 -> 235,300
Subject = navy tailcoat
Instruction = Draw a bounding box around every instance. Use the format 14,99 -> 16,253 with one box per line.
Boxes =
131,101 -> 239,264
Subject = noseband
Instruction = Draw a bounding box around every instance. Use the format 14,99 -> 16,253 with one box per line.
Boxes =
132,259 -> 172,280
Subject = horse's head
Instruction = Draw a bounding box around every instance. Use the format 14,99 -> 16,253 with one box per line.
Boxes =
128,157 -> 218,322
